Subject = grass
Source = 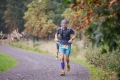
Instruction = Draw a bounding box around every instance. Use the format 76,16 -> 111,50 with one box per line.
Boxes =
0,52 -> 18,72
9,42 -> 48,54
70,58 -> 105,80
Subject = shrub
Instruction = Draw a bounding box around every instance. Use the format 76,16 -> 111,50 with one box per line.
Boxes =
86,46 -> 120,80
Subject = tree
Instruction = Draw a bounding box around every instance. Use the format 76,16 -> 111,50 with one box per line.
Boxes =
61,0 -> 120,79
61,0 -> 120,51
4,0 -> 32,33
23,0 -> 57,38
48,0 -> 69,26
0,0 -> 8,33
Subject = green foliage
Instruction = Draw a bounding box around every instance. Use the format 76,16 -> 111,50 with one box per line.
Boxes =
62,8 -> 77,29
71,58 -> 106,80
24,0 -> 57,38
46,0 -> 66,26
0,0 -> 8,33
86,46 -> 120,80
71,42 -> 80,58
61,0 -> 120,51
85,2 -> 120,51
4,0 -> 32,32
9,42 -> 47,54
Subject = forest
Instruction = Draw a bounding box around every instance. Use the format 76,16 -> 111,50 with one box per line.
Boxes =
0,0 -> 120,80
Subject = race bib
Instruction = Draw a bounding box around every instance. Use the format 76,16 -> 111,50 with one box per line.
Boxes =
62,45 -> 68,49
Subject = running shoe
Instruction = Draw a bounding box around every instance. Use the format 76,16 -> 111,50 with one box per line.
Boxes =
60,70 -> 65,76
55,56 -> 58,60
66,64 -> 70,71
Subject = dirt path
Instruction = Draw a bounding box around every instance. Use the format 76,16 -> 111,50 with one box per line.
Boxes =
0,44 -> 90,80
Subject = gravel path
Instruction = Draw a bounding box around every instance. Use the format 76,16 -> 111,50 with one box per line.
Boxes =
0,44 -> 90,80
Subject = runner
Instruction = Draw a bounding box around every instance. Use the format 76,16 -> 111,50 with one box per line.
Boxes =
55,41 -> 59,60
54,20 -> 76,76
0,31 -> 3,44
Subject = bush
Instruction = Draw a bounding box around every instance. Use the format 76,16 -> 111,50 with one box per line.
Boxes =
71,43 -> 80,58
86,46 -> 120,80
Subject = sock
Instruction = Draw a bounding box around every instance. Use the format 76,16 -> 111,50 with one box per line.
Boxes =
61,62 -> 65,70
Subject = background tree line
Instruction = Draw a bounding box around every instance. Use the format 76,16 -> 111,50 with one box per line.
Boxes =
0,0 -> 66,38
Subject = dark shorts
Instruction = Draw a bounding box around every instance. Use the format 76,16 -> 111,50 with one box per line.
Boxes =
0,37 -> 2,39
56,43 -> 59,49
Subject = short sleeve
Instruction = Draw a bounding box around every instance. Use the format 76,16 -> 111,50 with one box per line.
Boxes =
56,27 -> 60,34
70,28 -> 75,34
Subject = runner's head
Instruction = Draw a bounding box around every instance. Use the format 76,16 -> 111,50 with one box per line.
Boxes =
61,20 -> 67,29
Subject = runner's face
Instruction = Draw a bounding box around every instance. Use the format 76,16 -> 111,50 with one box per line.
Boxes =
61,24 -> 67,28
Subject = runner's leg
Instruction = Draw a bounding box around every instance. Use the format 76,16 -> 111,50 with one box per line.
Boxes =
60,52 -> 65,75
56,43 -> 59,60
65,45 -> 71,71
56,49 -> 59,60
66,55 -> 69,64
59,43 -> 65,76
66,55 -> 70,71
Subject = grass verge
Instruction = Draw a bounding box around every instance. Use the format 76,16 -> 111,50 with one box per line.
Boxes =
9,43 -> 48,54
70,58 -> 105,80
0,52 -> 18,72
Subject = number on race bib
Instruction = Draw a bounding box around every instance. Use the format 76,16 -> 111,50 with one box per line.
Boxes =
62,45 -> 68,49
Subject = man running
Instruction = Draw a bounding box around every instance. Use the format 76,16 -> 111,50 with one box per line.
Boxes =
0,31 -> 3,44
55,41 -> 59,60
54,20 -> 76,76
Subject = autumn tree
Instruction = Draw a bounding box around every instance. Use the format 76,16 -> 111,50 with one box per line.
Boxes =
23,0 -> 57,38
61,0 -> 120,79
61,0 -> 120,51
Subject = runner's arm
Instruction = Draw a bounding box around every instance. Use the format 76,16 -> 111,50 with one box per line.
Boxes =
54,33 -> 59,42
70,29 -> 76,41
71,33 -> 76,41
68,31 -> 76,43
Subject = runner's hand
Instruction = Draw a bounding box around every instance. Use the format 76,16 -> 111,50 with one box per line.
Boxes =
56,41 -> 59,44
68,39 -> 73,43
54,38 -> 59,42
